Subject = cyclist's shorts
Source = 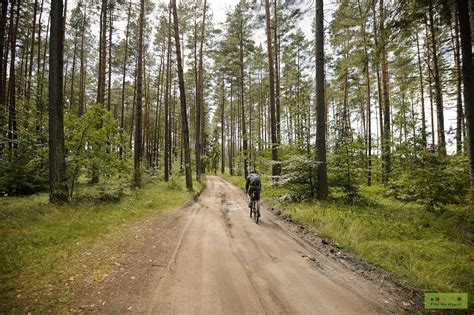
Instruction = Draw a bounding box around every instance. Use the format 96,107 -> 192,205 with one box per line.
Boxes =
249,188 -> 260,201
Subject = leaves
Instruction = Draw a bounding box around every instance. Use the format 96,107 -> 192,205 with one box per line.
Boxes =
65,104 -> 130,198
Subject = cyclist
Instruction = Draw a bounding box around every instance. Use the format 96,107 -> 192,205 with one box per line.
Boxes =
245,170 -> 261,218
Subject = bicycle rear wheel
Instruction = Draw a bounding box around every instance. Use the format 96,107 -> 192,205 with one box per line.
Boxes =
253,202 -> 258,224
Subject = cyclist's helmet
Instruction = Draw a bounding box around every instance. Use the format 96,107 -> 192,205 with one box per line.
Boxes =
249,169 -> 256,174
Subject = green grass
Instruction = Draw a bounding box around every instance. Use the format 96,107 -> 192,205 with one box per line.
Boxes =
223,174 -> 474,299
0,177 -> 203,312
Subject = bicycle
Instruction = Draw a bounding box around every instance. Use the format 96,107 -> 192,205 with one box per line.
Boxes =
249,192 -> 259,224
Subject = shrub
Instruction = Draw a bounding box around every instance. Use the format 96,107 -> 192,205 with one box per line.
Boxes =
279,154 -> 317,199
387,152 -> 468,211
65,104 -> 130,198
0,119 -> 49,195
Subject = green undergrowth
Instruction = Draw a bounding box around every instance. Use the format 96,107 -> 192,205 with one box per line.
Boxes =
223,174 -> 473,300
0,176 -> 203,312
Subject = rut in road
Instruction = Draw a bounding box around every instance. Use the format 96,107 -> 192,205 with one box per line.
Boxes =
133,176 -> 398,314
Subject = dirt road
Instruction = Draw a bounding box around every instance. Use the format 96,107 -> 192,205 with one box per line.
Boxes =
77,176 -> 407,314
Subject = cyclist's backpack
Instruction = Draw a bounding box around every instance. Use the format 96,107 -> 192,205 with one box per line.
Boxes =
249,173 -> 261,189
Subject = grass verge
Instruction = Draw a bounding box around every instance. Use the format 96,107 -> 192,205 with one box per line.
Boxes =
0,176 -> 203,312
223,173 -> 473,301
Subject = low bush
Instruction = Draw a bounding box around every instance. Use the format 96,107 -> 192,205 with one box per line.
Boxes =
387,152 -> 468,211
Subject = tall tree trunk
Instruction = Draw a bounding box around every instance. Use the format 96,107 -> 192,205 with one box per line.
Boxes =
78,3 -> 86,116
427,46 -> 436,148
379,0 -> 391,183
221,77 -> 225,174
69,31 -> 78,109
26,0 -> 38,102
428,0 -> 446,155
372,0 -> 384,161
342,68 -> 349,131
20,41 -> 27,98
49,0 -> 68,202
40,14 -> 49,95
274,0 -> 281,146
364,43 -> 372,186
193,12 -> 199,180
63,0 -> 68,28
416,31 -> 427,147
315,0 -> 328,198
239,14 -> 248,178
97,0 -> 107,105
248,65 -> 253,168
229,79 -> 234,175
164,6 -> 171,181
153,54 -> 164,168
198,0 -> 207,176
457,0 -> 474,204
452,9 -> 464,154
194,0 -> 207,181
120,0 -> 131,157
39,14 -> 50,127
134,0 -> 144,187
258,68 -> 263,150
171,0 -> 192,190
8,0 -> 20,156
0,0 -> 8,151
107,5 -> 113,112
264,0 -> 280,179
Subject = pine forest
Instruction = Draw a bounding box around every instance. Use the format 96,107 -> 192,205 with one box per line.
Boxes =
0,0 -> 473,312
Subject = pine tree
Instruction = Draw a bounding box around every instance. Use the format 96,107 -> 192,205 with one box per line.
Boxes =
49,0 -> 68,202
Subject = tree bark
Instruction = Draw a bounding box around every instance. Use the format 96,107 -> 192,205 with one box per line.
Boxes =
457,0 -> 474,204
49,0 -> 68,202
426,33 -> 436,148
107,5 -> 113,112
0,0 -> 8,151
134,0 -> 145,187
452,9 -> 464,154
198,0 -> 207,176
315,0 -> 328,198
428,0 -> 446,155
26,0 -> 38,102
39,14 -> 50,123
379,0 -> 391,183
416,31 -> 427,147
171,0 -> 193,190
153,53 -> 164,168
97,0 -> 107,105
364,41 -> 372,186
274,0 -> 281,147
264,0 -> 280,179
221,77 -> 225,174
8,0 -> 20,156
194,0 -> 207,181
164,5 -> 171,181
119,0 -> 131,158
239,9 -> 248,178
229,79 -> 234,175
78,2 -> 86,116
69,30 -> 78,109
